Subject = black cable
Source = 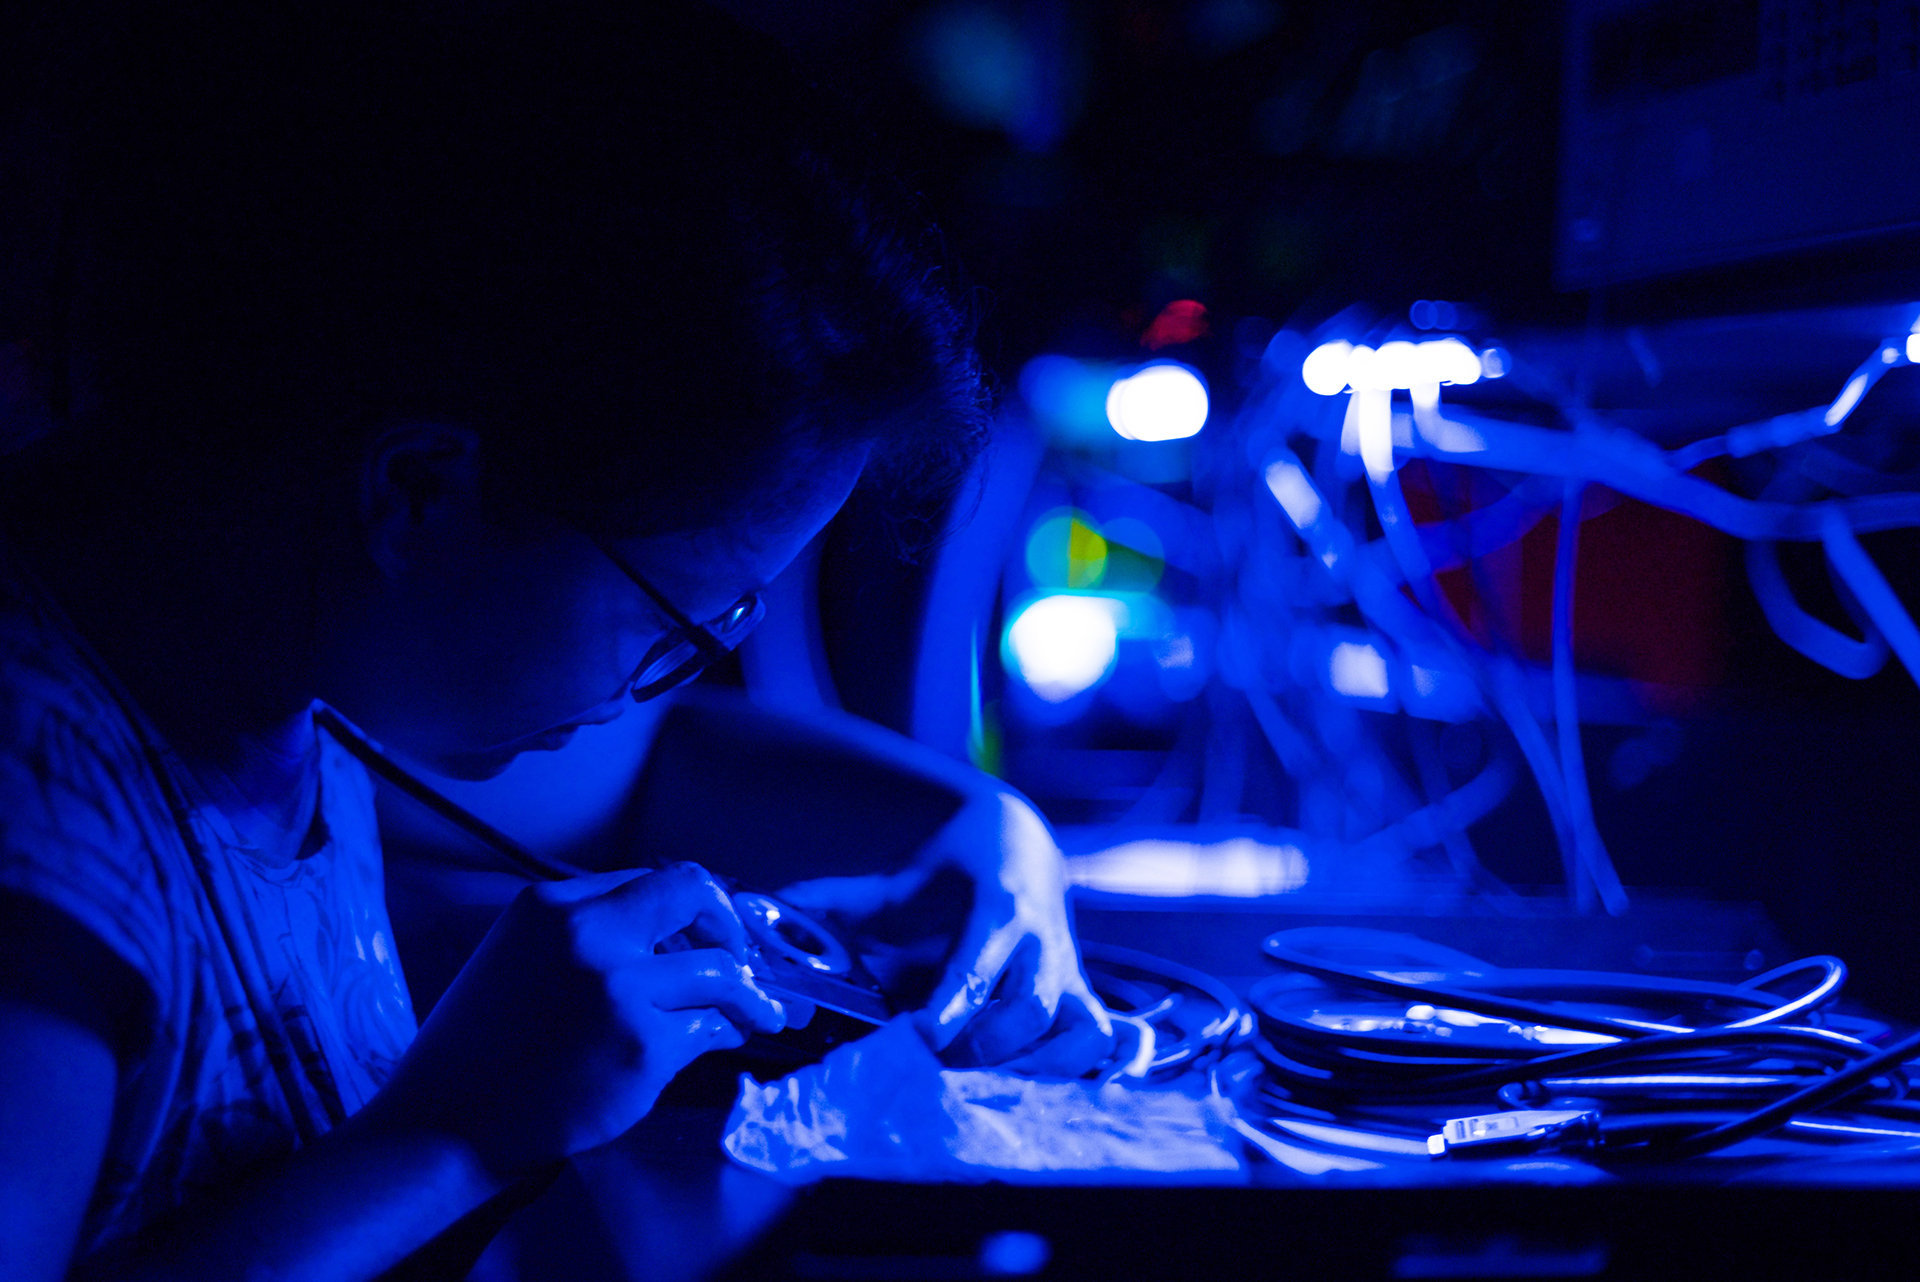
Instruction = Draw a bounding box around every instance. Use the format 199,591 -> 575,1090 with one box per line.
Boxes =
1245,931 -> 1919,1161
1627,1027 -> 1920,1160
1260,933 -> 1838,1039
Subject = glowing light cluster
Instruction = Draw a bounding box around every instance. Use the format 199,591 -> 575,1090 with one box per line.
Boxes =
1301,338 -> 1485,396
1003,594 -> 1126,702
1024,508 -> 1165,593
1106,362 -> 1209,441
1025,509 -> 1109,588
1141,299 -> 1208,350
1066,837 -> 1309,897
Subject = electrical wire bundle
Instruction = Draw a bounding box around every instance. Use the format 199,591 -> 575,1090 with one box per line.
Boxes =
1238,928 -> 1920,1162
1228,310 -> 1920,915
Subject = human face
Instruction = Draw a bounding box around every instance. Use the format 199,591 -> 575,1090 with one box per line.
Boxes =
324,454 -> 863,781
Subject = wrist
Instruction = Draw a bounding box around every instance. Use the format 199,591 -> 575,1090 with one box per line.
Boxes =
343,1088 -> 520,1203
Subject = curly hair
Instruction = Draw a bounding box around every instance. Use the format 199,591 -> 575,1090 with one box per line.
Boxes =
14,1 -> 989,549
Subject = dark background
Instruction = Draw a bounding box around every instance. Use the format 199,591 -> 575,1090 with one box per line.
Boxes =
725,0 -> 1574,373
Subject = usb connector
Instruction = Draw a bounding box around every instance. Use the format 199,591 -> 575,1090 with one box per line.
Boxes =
1427,1109 -> 1600,1157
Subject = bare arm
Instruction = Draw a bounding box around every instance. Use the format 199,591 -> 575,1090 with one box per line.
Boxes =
633,691 -> 1113,1070
82,1100 -> 509,1281
3,867 -> 784,1281
0,898 -> 508,1282
388,690 -> 1110,1074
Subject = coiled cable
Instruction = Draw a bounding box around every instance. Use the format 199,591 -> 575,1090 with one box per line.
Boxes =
1243,928 -> 1920,1160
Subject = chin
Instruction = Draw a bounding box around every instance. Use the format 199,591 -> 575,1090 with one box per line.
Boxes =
429,724 -> 580,781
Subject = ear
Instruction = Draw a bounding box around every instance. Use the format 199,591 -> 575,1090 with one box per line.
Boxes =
361,422 -> 483,579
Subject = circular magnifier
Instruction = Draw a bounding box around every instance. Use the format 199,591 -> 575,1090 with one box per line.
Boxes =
733,892 -> 852,976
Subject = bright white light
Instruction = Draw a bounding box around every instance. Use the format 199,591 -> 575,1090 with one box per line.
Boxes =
1371,340 -> 1420,390
1329,641 -> 1390,699
1428,337 -> 1481,386
1908,333 -> 1920,363
1480,347 -> 1509,378
1264,459 -> 1323,529
1825,373 -> 1868,427
1883,347 -> 1900,365
1302,337 -> 1484,396
1066,837 -> 1309,897
1357,388 -> 1394,482
1106,363 -> 1208,441
1005,595 -> 1124,702
1301,341 -> 1353,395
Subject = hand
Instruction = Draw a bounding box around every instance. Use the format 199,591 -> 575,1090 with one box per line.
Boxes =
781,793 -> 1113,1076
367,862 -> 786,1183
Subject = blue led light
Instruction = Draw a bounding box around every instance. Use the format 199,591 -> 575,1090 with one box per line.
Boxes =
1106,361 -> 1209,441
1019,354 -> 1120,443
1003,594 -> 1125,702
1329,640 -> 1390,701
978,1230 -> 1050,1276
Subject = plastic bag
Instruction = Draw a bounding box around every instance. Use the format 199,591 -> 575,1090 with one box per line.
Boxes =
722,1018 -> 1247,1185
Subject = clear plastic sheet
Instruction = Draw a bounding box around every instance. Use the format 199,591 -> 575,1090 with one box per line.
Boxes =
722,1019 -> 1247,1185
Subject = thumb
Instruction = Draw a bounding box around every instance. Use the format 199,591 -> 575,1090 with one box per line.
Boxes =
916,918 -> 1018,1052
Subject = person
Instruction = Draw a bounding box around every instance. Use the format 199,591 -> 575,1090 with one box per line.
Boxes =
0,4 -> 1110,1278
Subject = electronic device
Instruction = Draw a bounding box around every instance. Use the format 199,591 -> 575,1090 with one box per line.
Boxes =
730,888 -> 892,1025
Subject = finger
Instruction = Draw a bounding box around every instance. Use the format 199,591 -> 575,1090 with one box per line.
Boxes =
939,936 -> 1050,1065
597,862 -> 750,959
917,912 -> 1022,1051
1048,966 -> 1113,1039
1000,995 -> 1119,1078
631,949 -> 788,1034
776,995 -> 818,1030
684,1009 -> 747,1054
945,994 -> 1055,1067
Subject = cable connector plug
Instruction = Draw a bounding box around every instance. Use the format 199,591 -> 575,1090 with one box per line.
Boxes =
1427,1109 -> 1599,1158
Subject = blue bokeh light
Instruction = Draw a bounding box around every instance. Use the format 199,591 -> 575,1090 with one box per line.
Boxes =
1105,361 -> 1209,441
1003,593 -> 1125,702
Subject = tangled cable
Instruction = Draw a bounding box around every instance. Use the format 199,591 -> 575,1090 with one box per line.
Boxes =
1241,927 -> 1920,1161
1080,941 -> 1246,1086
1234,313 -> 1920,915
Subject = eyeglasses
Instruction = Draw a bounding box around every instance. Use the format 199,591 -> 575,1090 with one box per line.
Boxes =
588,535 -> 766,702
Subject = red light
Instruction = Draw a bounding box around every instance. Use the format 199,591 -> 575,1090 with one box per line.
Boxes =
1141,299 -> 1208,350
